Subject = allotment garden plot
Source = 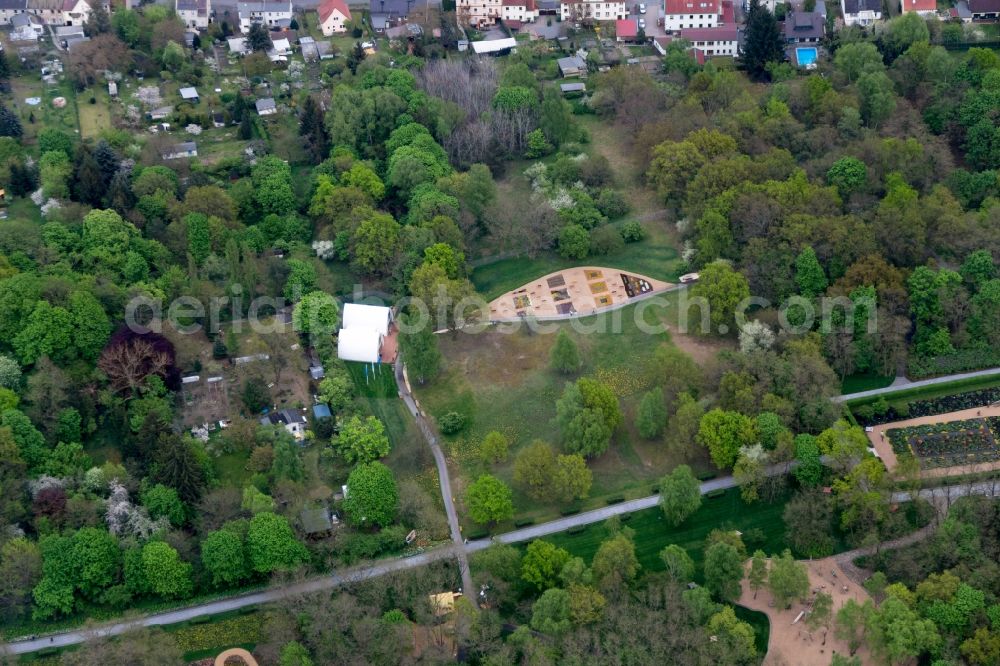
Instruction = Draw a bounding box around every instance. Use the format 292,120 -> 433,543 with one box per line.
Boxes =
866,404 -> 1000,474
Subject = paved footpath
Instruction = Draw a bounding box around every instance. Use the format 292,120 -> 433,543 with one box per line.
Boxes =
393,358 -> 474,598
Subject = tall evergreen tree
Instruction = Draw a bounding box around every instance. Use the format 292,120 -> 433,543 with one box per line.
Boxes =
71,145 -> 106,206
347,42 -> 366,75
93,141 -> 120,188
152,433 -> 207,504
299,96 -> 329,165
0,52 -> 10,81
238,113 -> 254,140
0,104 -> 22,139
741,0 -> 784,80
246,22 -> 271,52
106,170 -> 136,214
8,162 -> 36,196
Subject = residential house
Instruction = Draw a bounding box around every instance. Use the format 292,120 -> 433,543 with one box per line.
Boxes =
663,0 -> 721,31
560,0 -> 627,22
784,11 -> 823,43
268,35 -> 291,60
840,0 -> 881,25
557,54 -> 587,76
11,12 -> 43,34
179,86 -> 200,103
162,142 -> 198,160
27,0 -> 91,26
255,97 -> 277,115
317,0 -> 350,34
259,408 -> 308,440
237,0 -> 292,32
968,0 -> 1000,17
457,0 -> 498,26
950,0 -> 973,20
615,17 -> 637,40
677,24 -> 738,57
0,0 -> 27,26
369,0 -> 424,20
176,0 -> 210,29
458,0 -> 537,25
502,0 -> 538,23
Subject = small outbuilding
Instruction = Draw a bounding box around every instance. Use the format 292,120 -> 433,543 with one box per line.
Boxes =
558,55 -> 587,77
471,37 -> 517,55
255,97 -> 277,115
179,86 -> 200,103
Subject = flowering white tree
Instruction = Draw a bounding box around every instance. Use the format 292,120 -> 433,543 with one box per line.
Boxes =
105,480 -> 168,540
739,319 -> 775,354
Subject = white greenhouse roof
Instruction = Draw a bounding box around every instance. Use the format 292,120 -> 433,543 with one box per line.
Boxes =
337,327 -> 382,363
342,303 -> 392,337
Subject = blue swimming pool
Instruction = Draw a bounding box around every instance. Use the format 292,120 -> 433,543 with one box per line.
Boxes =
796,47 -> 818,67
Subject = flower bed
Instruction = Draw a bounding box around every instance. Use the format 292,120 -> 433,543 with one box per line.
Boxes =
886,418 -> 1000,469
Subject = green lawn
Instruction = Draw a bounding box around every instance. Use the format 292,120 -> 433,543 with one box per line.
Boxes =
840,372 -> 895,395
541,488 -> 835,578
77,89 -> 113,139
414,297 -> 716,529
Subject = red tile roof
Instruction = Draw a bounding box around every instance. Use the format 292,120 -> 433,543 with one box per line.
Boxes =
720,0 -> 734,22
901,0 -> 935,10
677,25 -> 738,41
664,0 -> 721,16
319,0 -> 351,23
616,18 -> 638,37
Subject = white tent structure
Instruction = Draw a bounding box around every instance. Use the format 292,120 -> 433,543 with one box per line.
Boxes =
337,304 -> 393,363
342,304 -> 392,337
337,327 -> 382,363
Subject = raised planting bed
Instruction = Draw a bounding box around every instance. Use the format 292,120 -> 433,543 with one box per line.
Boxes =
886,417 -> 1000,469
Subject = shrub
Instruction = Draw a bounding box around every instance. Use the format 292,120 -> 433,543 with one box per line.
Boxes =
605,495 -> 625,504
589,225 -> 624,256
594,189 -> 629,219
621,221 -> 645,242
438,411 -> 467,435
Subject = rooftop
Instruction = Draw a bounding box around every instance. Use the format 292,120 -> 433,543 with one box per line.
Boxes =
616,18 -> 637,38
842,0 -> 880,13
664,0 -> 721,15
256,97 -> 277,112
179,87 -> 200,100
677,25 -> 738,41
319,0 -> 352,22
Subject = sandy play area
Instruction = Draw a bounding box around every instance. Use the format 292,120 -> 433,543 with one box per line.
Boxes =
488,267 -> 671,319
865,405 -> 1000,477
738,557 -> 874,666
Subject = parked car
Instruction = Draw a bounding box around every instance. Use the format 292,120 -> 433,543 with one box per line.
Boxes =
639,3 -> 646,13
638,17 -> 646,29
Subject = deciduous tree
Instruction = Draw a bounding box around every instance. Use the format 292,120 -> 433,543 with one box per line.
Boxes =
659,464 -> 702,526
466,474 -> 514,525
